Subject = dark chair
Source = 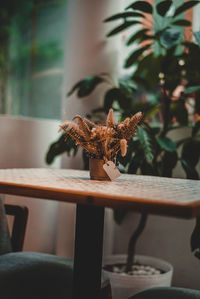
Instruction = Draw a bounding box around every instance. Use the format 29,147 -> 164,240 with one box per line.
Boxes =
0,197 -> 111,299
128,287 -> 200,299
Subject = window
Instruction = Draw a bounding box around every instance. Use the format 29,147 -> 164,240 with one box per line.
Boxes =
0,0 -> 67,120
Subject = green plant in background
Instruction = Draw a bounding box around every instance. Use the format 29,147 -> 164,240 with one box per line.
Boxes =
0,0 -> 63,115
46,0 -> 200,268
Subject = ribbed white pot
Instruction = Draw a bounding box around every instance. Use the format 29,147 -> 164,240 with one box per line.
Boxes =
103,254 -> 173,299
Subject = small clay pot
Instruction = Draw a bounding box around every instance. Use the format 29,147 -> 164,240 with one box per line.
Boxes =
89,158 -> 111,181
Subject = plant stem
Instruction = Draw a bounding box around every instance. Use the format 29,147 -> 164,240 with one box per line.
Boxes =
160,86 -> 171,138
125,213 -> 148,273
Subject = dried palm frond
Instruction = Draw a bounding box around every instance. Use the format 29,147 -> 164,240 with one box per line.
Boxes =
73,115 -> 91,141
59,109 -> 143,161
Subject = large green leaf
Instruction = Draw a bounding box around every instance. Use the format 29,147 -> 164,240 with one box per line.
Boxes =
156,0 -> 172,17
67,76 -> 105,98
126,29 -> 150,45
137,126 -> 154,163
118,78 -> 136,97
194,31 -> 200,47
181,159 -> 199,180
82,150 -> 89,170
160,28 -> 182,48
192,121 -> 200,137
46,134 -> 77,165
157,136 -> 176,152
104,12 -> 143,22
128,152 -> 144,174
107,21 -> 140,37
103,88 -> 118,113
133,53 -> 163,89
161,150 -> 178,177
184,86 -> 200,94
170,101 -> 188,126
113,209 -> 129,225
174,1 -> 200,17
103,88 -> 130,113
172,20 -> 191,27
182,140 -> 200,168
125,44 -> 151,68
127,1 -> 153,14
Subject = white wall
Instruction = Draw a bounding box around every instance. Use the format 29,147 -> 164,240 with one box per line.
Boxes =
0,115 -> 61,253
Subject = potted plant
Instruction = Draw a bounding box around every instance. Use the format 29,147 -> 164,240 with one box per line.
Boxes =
46,0 -> 200,297
58,108 -> 143,181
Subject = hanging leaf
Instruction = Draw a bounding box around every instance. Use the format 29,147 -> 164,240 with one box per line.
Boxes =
104,12 -> 143,22
46,134 -> 77,165
157,136 -> 176,152
67,76 -> 105,98
160,28 -> 182,48
181,140 -> 200,168
82,150 -> 89,170
118,78 -> 136,96
194,31 -> 200,46
191,217 -> 200,257
156,0 -> 172,17
140,160 -> 155,175
184,86 -> 200,94
192,121 -> 200,137
113,209 -> 129,225
126,29 -> 150,45
161,150 -> 178,177
181,159 -> 199,180
137,126 -> 154,163
127,1 -> 153,14
103,88 -> 126,113
174,1 -> 200,17
172,20 -> 191,27
170,101 -> 188,126
125,44 -> 151,68
128,152 -> 144,174
107,21 -> 140,37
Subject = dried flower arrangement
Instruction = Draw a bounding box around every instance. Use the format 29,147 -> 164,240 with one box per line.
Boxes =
59,109 -> 143,163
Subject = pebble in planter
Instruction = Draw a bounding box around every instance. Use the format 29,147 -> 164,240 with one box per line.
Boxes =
59,109 -> 143,181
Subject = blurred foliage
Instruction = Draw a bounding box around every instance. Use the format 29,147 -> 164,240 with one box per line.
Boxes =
0,0 -> 63,113
46,0 -> 200,262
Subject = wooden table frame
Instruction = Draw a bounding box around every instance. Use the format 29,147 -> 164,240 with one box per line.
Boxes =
0,168 -> 200,299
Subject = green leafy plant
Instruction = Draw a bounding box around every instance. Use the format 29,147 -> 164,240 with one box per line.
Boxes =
46,0 -> 200,270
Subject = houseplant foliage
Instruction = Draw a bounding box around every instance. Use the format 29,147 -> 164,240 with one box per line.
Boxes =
46,0 -> 200,268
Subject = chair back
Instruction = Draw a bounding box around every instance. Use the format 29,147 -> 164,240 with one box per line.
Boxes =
0,197 -> 12,254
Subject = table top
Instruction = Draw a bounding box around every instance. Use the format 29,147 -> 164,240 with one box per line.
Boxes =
0,168 -> 200,218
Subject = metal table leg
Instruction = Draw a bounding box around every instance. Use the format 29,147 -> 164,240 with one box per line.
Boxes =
72,204 -> 105,299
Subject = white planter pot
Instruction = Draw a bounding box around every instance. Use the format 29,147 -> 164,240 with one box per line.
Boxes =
103,254 -> 173,299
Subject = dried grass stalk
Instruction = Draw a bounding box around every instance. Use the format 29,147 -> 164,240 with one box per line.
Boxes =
59,109 -> 143,161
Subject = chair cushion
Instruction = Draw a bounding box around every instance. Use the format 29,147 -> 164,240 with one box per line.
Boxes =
0,251 -> 109,299
128,287 -> 200,299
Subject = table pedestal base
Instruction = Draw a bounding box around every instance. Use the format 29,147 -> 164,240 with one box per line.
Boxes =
73,204 -> 105,299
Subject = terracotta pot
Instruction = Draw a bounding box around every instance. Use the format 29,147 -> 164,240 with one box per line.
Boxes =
89,158 -> 111,181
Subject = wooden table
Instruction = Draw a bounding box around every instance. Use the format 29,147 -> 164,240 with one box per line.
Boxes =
0,168 -> 200,299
